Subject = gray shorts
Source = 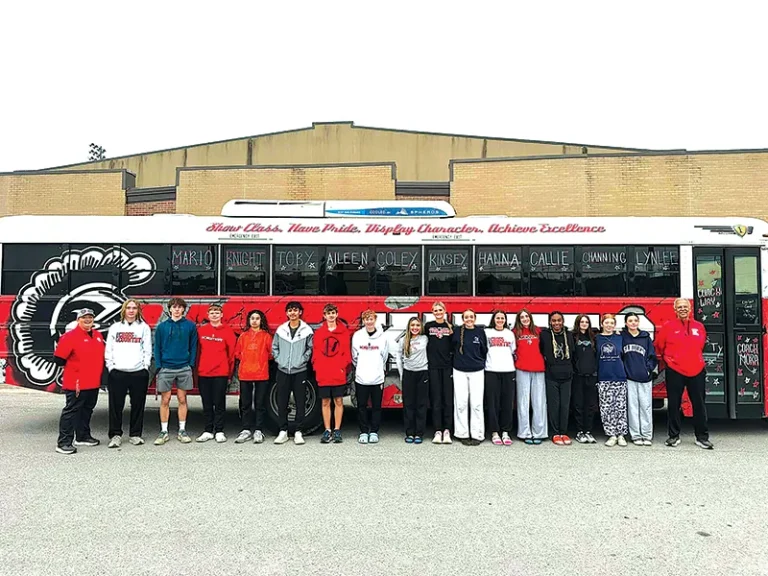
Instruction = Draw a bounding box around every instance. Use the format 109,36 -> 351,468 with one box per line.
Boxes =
156,367 -> 194,393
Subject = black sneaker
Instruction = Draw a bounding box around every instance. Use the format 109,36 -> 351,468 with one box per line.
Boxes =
56,445 -> 77,455
333,430 -> 343,443
73,437 -> 101,447
460,438 -> 472,446
320,429 -> 332,444
695,438 -> 714,450
575,431 -> 589,444
665,436 -> 682,447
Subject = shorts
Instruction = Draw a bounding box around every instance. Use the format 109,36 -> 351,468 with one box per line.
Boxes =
318,385 -> 346,399
156,367 -> 194,393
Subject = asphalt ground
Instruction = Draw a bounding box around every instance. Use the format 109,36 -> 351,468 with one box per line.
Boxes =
0,385 -> 767,576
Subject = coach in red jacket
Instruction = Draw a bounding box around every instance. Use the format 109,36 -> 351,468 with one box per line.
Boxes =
54,308 -> 106,455
655,298 -> 713,449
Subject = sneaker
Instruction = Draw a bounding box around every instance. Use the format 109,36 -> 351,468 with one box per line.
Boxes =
605,436 -> 618,447
178,430 -> 192,443
154,432 -> 170,445
553,435 -> 565,446
432,431 -> 443,444
442,430 -> 452,444
73,437 -> 100,447
108,436 -> 122,449
665,436 -> 681,447
562,435 -> 572,445
405,436 -> 415,444
235,430 -> 252,444
617,435 -> 628,447
492,433 -> 503,446
56,444 -> 77,455
358,433 -> 369,444
502,432 -> 513,446
532,438 -> 543,445
253,430 -> 265,444
128,436 -> 144,446
643,439 -> 653,446
575,432 -> 588,444
333,430 -> 343,443
368,432 -> 379,444
414,436 -> 423,444
196,431 -> 214,443
585,432 -> 597,444
460,438 -> 472,446
274,431 -> 289,444
294,432 -> 305,445
524,438 -> 535,445
321,429 -> 332,444
215,432 -> 227,443
633,439 -> 644,446
470,438 -> 482,446
695,438 -> 714,450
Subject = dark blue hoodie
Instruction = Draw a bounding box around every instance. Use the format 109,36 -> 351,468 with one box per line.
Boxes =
596,333 -> 626,382
452,326 -> 488,372
154,317 -> 198,370
621,329 -> 658,382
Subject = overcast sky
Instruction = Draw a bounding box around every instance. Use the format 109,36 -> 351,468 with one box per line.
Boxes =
1,1 -> 766,172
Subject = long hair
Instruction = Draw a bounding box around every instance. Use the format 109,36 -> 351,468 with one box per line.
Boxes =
513,308 -> 538,339
548,311 -> 570,360
246,309 -> 270,334
572,314 -> 595,345
432,301 -> 453,329
120,299 -> 144,323
403,317 -> 423,358
490,309 -> 508,330
459,309 -> 475,355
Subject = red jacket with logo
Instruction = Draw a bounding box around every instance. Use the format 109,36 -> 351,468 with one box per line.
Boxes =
235,329 -> 273,381
655,318 -> 707,377
514,327 -> 546,372
55,327 -> 106,391
312,322 -> 351,386
197,323 -> 237,377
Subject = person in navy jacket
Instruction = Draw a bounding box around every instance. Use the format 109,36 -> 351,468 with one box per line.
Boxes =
596,314 -> 628,447
621,313 -> 658,446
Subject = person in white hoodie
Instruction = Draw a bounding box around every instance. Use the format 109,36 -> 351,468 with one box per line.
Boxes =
395,317 -> 429,444
351,309 -> 390,444
484,310 -> 516,446
105,299 -> 152,448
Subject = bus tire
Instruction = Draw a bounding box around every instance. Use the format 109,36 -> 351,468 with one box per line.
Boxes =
265,376 -> 322,436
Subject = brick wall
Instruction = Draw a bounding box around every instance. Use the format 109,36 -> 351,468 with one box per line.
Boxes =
125,200 -> 177,215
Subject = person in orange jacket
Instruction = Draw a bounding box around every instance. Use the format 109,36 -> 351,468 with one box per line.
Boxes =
234,309 -> 273,444
312,303 -> 351,443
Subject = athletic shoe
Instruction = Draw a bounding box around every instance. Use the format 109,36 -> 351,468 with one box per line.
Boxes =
492,433 -> 503,446
695,438 -> 714,450
665,436 -> 681,447
333,430 -> 343,443
470,439 -> 481,446
524,438 -> 535,445
128,436 -> 144,445
585,432 -> 597,444
154,432 -> 169,445
368,432 -> 379,444
358,433 -> 369,444
274,431 -> 289,444
502,432 -> 513,446
605,436 -> 618,447
633,439 -> 644,446
294,432 -> 305,445
321,429 -> 332,444
73,437 -> 100,447
108,436 -> 122,449
643,439 -> 653,446
460,438 -> 472,446
56,444 -> 77,455
215,432 -> 227,443
196,432 -> 214,443
575,432 -> 589,444
234,430 -> 252,444
442,430 -> 453,444
414,436 -> 423,444
617,436 -> 627,447
562,435 -> 572,445
178,430 -> 192,443
432,431 -> 443,444
553,435 -> 565,446
532,438 -> 543,445
253,430 -> 265,444
405,436 -> 415,444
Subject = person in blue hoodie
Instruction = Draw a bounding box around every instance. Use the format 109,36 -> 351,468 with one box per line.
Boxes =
621,312 -> 658,446
596,314 -> 628,447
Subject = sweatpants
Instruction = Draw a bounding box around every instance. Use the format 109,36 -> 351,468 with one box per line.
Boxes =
666,368 -> 709,441
277,370 -> 307,432
627,379 -> 653,440
240,379 -> 270,432
546,378 -> 572,436
453,369 -> 484,441
199,376 -> 228,433
356,383 -> 383,433
572,374 -> 598,433
107,368 -> 149,438
485,371 -> 516,435
57,388 -> 99,447
429,367 -> 454,432
597,380 -> 628,436
402,369 -> 429,437
516,370 -> 548,440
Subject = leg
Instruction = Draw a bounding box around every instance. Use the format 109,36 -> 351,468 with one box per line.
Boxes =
499,372 -> 516,434
530,372 -> 548,439
442,368 -> 454,432
176,389 -> 188,424
76,388 -> 99,441
452,369 -> 470,439
402,370 -> 417,436
585,376 -> 598,433
638,380 -> 654,440
516,370 -> 532,439
107,370 -> 128,438
291,370 -> 308,432
429,368 -> 443,433
240,380 -> 255,431
213,376 -> 227,433
356,383 -> 372,433
333,396 -> 344,430
160,391 -> 172,428
615,381 -> 629,436
572,375 -> 586,432
545,378 -> 561,436
597,381 -> 615,436
369,385 -> 383,433
627,379 -> 641,440
415,371 -> 429,438
559,378 -> 572,435
322,398 -> 332,430
686,370 -> 709,441
484,372 -> 501,435
254,380 -> 270,431
57,391 -> 82,447
276,370 -> 291,431
665,368 -> 685,439
127,370 -> 149,438
468,370 -> 485,441
198,377 -> 215,433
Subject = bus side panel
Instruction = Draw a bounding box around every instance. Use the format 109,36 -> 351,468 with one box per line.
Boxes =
763,298 -> 768,418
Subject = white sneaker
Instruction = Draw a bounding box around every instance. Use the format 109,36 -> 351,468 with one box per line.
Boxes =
617,435 -> 628,447
294,432 -> 305,445
108,436 -> 122,449
196,432 -> 214,443
643,439 -> 653,446
274,431 -> 289,444
633,439 -> 644,446
432,431 -> 443,444
128,436 -> 144,446
253,430 -> 265,444
442,430 -> 452,444
215,432 -> 227,443
234,430 -> 252,444
605,436 -> 618,447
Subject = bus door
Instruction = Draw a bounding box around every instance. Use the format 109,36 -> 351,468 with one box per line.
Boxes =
693,247 -> 763,419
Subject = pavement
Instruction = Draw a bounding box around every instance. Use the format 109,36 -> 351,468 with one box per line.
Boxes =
0,385 -> 766,576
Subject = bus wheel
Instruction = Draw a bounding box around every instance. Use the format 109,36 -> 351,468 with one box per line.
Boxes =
265,377 -> 322,436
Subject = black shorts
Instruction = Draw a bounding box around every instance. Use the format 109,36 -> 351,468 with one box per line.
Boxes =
318,385 -> 346,399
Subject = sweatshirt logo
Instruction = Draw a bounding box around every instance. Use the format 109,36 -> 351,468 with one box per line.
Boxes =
115,331 -> 143,344
322,336 -> 342,357
428,326 -> 452,339
488,336 -> 508,347
623,343 -> 646,356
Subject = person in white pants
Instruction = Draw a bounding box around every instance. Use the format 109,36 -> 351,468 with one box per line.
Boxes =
621,312 -> 658,446
451,310 -> 488,446
513,309 -> 548,444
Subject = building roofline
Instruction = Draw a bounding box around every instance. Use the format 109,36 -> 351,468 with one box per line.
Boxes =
0,168 -> 136,190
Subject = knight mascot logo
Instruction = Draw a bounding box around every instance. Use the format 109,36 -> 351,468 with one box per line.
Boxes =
10,246 -> 156,388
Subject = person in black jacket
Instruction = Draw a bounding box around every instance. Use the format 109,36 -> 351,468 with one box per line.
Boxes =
539,311 -> 575,446
572,314 -> 598,444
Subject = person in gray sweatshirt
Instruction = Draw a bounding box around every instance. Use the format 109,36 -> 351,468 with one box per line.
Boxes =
395,317 -> 429,443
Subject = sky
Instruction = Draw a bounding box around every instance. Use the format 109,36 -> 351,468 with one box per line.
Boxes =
1,1 -> 766,172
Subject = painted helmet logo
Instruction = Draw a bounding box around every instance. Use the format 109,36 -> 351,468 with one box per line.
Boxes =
10,247 -> 156,387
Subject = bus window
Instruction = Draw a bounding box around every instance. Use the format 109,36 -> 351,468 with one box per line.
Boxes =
527,247 -> 575,296
222,245 -> 269,295
273,246 -> 320,295
631,246 -> 679,296
1,243 -> 69,297
323,246 -> 370,296
170,244 -> 217,295
476,246 -> 522,296
119,244 -> 170,295
426,247 -> 471,296
373,246 -> 420,296
579,246 -> 628,296
69,244 -> 122,292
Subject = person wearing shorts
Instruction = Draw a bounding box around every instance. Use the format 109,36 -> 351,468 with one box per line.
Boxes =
153,297 -> 198,445
312,304 -> 351,443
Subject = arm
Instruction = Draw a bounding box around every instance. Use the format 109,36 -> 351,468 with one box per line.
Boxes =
104,327 -> 115,372
271,332 -> 280,361
301,332 -> 314,366
154,323 -> 163,369
142,324 -> 152,370
395,341 -> 404,380
647,339 -> 659,374
351,335 -> 359,366
189,325 -> 198,368
227,330 -> 237,376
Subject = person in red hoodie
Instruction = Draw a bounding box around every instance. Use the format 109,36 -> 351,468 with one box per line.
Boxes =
655,298 -> 713,449
312,303 -> 351,444
513,308 -> 548,444
195,303 -> 236,444
234,309 -> 273,444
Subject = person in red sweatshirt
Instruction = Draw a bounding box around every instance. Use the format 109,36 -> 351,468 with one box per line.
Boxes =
234,309 -> 273,444
513,309 -> 548,444
655,298 -> 713,449
312,303 -> 351,444
196,303 -> 236,443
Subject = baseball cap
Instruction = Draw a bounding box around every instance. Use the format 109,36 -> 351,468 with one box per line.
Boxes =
75,308 -> 95,319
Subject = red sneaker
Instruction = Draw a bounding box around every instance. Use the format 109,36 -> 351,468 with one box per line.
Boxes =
553,435 -> 564,446
561,435 -> 572,445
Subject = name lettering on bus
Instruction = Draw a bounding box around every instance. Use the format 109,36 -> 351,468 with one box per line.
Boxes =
326,249 -> 368,270
225,247 -> 266,271
477,249 -> 522,270
635,248 -> 679,271
172,247 -> 214,269
429,250 -> 468,270
275,248 -> 318,271
529,249 -> 572,269
376,249 -> 419,269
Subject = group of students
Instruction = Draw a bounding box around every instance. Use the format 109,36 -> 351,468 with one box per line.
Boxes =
53,296 -> 714,454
